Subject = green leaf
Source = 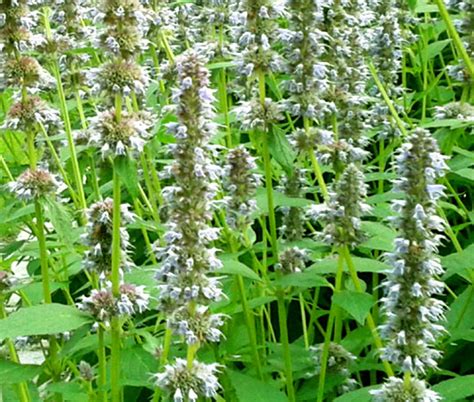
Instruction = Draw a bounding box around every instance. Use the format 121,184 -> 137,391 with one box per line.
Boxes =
308,257 -> 390,274
432,375 -> 474,401
256,188 -> 312,215
0,304 -> 91,339
273,270 -> 331,289
445,286 -> 474,331
442,244 -> 474,281
268,126 -> 296,175
360,222 -> 396,252
0,360 -> 41,384
453,168 -> 474,182
121,345 -> 157,388
46,383 -> 88,402
228,370 -> 288,402
43,198 -> 78,246
114,156 -> 139,198
422,39 -> 451,61
334,386 -> 377,402
218,257 -> 262,282
333,291 -> 375,325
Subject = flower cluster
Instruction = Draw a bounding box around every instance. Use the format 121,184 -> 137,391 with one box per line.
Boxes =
275,247 -> 307,274
280,0 -> 334,120
376,128 -> 449,399
445,0 -> 473,82
8,168 -> 63,201
368,0 -> 405,138
370,377 -> 441,402
307,163 -> 371,248
154,50 -> 224,399
223,145 -> 260,230
81,198 -> 136,275
77,281 -> 149,326
310,342 -> 357,393
230,0 -> 286,78
278,168 -> 307,241
88,108 -> 154,158
433,101 -> 474,121
154,358 -> 221,402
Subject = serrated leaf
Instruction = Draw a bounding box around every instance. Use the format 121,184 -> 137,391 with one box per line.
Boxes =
43,198 -> 78,245
0,304 -> 91,339
333,291 -> 375,325
360,222 -> 396,252
0,360 -> 41,384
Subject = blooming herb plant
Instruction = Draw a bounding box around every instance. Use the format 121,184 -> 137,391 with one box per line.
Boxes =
0,0 -> 473,401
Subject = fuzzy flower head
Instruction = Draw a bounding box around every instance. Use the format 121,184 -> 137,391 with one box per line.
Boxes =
96,0 -> 151,58
2,95 -> 61,132
154,50 -> 223,314
87,108 -> 154,158
308,163 -> 371,247
433,101 -> 474,121
223,145 -> 260,230
234,98 -> 283,131
0,0 -> 41,55
275,247 -> 307,274
81,198 -> 135,274
77,282 -> 149,325
290,128 -> 334,155
278,168 -> 307,241
8,168 -> 62,201
380,129 -> 449,376
168,305 -> 226,345
230,0 -> 286,76
0,56 -> 54,91
370,377 -> 441,402
154,358 -> 221,402
88,59 -> 150,98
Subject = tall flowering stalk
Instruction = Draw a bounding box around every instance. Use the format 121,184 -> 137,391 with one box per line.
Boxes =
83,1 -> 154,400
153,50 -> 225,402
371,128 -> 449,401
230,1 -> 300,399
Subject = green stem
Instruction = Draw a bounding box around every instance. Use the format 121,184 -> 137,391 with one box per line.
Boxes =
97,325 -> 107,402
237,275 -> 263,379
434,0 -> 474,78
316,253 -> 344,402
35,200 -> 51,304
341,246 -> 394,377
110,159 -> 122,402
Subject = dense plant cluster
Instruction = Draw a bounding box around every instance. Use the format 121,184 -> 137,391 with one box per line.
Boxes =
0,0 -> 473,401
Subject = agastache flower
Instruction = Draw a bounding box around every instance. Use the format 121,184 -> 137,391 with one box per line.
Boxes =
230,0 -> 286,78
154,50 -> 224,398
8,168 -> 63,201
375,128 -> 449,400
81,198 -> 136,275
307,163 -> 371,248
223,145 -> 261,230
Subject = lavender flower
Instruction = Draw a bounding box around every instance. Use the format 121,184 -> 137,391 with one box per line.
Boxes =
154,358 -> 221,402
77,281 -> 149,326
311,342 -> 358,393
279,168 -> 307,241
230,0 -> 286,78
223,145 -> 260,230
375,128 -> 449,400
154,50 -> 224,398
275,247 -> 307,274
87,108 -> 154,158
81,198 -> 135,275
307,163 -> 371,248
8,168 -> 63,201
370,377 -> 442,402
433,101 -> 474,121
